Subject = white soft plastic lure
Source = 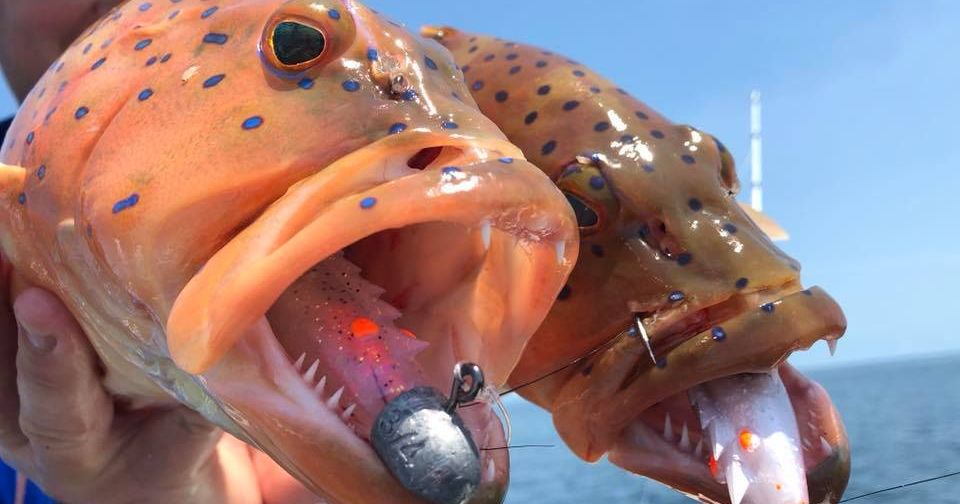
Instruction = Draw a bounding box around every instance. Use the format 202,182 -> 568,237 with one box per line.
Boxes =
691,372 -> 809,504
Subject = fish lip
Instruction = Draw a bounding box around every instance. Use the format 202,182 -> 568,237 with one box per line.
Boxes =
166,132 -> 577,502
167,130 -> 578,375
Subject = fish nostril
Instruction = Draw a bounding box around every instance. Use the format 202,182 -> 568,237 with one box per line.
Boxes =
407,147 -> 443,170
638,218 -> 688,263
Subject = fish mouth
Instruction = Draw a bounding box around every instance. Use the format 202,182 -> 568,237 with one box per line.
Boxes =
167,133 -> 577,503
550,284 -> 848,503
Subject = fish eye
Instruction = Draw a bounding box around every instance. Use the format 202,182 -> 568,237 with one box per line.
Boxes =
270,21 -> 327,68
563,192 -> 600,231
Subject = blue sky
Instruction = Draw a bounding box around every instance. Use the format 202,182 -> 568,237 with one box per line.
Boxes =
2,1 -> 958,369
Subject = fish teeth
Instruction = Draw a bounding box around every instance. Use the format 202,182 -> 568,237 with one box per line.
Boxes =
663,412 -> 673,441
327,386 -> 345,409
293,352 -> 306,371
303,359 -> 320,384
679,422 -> 691,451
828,339 -> 838,356
485,460 -> 496,482
314,375 -> 327,396
341,403 -> 357,420
694,438 -> 704,457
820,435 -> 833,454
555,241 -> 566,264
480,220 -> 492,250
726,460 -> 750,504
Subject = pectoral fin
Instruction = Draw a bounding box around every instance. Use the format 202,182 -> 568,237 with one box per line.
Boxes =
738,202 -> 789,241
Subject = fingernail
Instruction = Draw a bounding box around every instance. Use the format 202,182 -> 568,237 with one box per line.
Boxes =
20,324 -> 56,354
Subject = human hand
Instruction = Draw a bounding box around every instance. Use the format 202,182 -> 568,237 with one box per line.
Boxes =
0,282 -> 263,503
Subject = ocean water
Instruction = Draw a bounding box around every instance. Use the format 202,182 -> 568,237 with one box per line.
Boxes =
503,354 -> 960,503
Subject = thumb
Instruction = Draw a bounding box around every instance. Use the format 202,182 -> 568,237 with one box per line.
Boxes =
13,287 -> 115,479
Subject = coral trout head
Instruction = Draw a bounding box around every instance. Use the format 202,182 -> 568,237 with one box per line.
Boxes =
12,2 -> 578,503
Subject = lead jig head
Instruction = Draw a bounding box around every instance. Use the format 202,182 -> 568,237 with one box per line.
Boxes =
371,363 -> 486,504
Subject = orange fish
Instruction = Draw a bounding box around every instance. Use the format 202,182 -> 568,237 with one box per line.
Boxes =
0,2 -> 580,503
427,26 -> 849,503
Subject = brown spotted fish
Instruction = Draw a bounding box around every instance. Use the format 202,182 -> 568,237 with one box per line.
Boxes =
0,2 -> 581,502
427,26 -> 849,503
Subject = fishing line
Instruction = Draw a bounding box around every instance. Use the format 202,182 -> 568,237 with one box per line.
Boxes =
839,469 -> 960,502
480,444 -> 555,452
497,328 -> 632,397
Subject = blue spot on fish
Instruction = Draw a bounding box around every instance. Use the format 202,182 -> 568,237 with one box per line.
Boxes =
442,166 -> 461,175
677,252 -> 692,266
112,194 -> 140,214
168,10 -> 180,20
328,8 -> 341,20
723,223 -> 738,234
134,39 -> 152,51
83,43 -> 92,55
651,130 -> 665,139
761,303 -> 775,313
146,56 -> 158,66
25,132 -> 34,145
682,154 -> 696,165
17,193 -> 25,205
298,78 -> 314,90
495,90 -> 508,102
525,111 -> 538,125
688,198 -> 703,211
636,111 -> 649,120
75,106 -> 89,119
472,80 -> 485,91
37,165 -> 46,180
342,80 -> 360,92
91,58 -> 106,70
203,33 -> 229,45
668,291 -> 685,303
712,327 -> 727,341
440,120 -> 459,130
563,100 -> 580,111
360,197 -> 377,209
388,122 -> 407,135
537,85 -> 550,96
201,6 -> 218,18
401,89 -> 417,101
573,70 -> 585,77
594,121 -> 610,132
367,48 -> 379,61
242,116 -> 264,130
509,66 -> 521,75
424,56 -> 438,70
542,140 -> 557,155
536,60 -> 548,68
138,2 -> 152,11
137,88 -> 154,101
589,176 -> 605,190
736,277 -> 749,289
203,74 -> 225,88
499,157 -> 514,164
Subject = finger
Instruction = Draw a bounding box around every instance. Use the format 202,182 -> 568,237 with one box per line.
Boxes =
14,287 -> 115,478
253,448 -> 325,504
0,256 -> 27,463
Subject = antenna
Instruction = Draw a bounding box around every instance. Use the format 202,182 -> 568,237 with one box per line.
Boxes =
750,90 -> 762,212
